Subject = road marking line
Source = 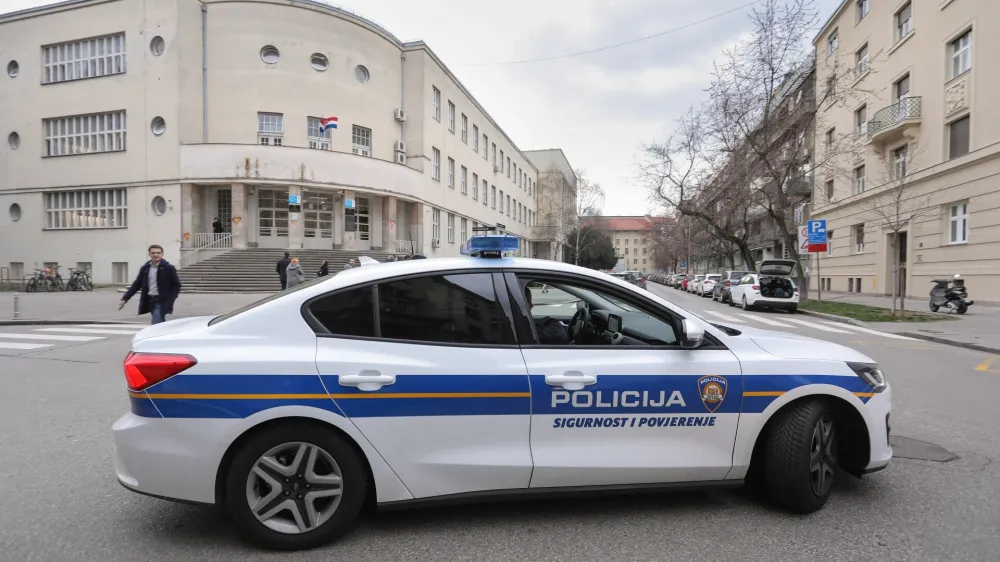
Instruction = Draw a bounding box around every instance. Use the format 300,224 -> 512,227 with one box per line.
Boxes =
36,328 -> 142,336
782,318 -> 853,333
0,342 -> 53,350
819,321 -> 916,340
75,324 -> 145,330
0,332 -> 105,342
975,356 -> 1000,373
703,311 -> 747,323
737,314 -> 794,327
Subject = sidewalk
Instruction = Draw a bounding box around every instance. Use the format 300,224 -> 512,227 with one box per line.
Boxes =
802,292 -> 1000,354
0,288 -> 270,325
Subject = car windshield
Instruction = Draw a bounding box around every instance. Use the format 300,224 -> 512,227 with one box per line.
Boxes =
208,275 -> 330,326
707,275 -> 721,281
537,282 -> 640,313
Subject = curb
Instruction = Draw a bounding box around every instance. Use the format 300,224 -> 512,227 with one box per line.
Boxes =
799,310 -> 1000,354
0,319 -> 148,326
796,309 -> 868,327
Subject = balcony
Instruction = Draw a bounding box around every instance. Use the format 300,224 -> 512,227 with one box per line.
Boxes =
867,97 -> 922,147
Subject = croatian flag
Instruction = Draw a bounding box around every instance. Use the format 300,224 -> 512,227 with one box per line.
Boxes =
319,117 -> 338,133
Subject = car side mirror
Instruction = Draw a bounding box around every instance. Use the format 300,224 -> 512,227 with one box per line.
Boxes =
680,319 -> 704,349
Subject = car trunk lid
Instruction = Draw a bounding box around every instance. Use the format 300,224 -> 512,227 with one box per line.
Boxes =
758,259 -> 797,276
131,315 -> 213,343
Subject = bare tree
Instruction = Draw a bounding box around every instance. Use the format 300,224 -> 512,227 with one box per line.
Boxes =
568,170 -> 607,265
861,144 -> 934,316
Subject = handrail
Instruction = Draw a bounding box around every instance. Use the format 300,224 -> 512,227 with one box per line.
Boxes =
179,232 -> 237,267
868,96 -> 921,138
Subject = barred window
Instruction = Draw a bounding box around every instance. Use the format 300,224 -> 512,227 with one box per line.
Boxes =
307,117 -> 331,150
43,33 -> 126,84
257,112 -> 283,146
352,125 -> 372,157
43,111 -> 126,156
44,188 -> 128,229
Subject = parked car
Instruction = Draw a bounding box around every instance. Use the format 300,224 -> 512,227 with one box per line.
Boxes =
729,259 -> 799,312
611,271 -> 647,290
688,274 -> 705,294
680,274 -> 695,291
713,270 -> 753,303
700,274 -> 722,297
667,274 -> 678,288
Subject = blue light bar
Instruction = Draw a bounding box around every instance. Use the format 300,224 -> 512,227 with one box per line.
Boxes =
461,234 -> 519,256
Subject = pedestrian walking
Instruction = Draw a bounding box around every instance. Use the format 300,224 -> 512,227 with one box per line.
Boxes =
276,251 -> 291,290
343,258 -> 357,270
212,217 -> 223,234
285,257 -> 306,288
118,244 -> 181,325
318,259 -> 329,277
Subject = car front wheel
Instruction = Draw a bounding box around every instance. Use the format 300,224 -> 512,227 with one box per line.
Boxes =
225,423 -> 368,550
763,400 -> 839,513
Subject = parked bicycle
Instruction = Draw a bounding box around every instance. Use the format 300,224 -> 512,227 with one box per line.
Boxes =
24,266 -> 66,292
65,267 -> 93,291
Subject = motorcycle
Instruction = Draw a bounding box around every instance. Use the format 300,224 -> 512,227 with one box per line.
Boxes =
929,274 -> 974,314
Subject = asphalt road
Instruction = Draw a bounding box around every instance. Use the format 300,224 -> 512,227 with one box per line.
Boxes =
1,295 -> 999,562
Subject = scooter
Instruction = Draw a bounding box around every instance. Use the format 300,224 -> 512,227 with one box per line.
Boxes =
929,274 -> 974,314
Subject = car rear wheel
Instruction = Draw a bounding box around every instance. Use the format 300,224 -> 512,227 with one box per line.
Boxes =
225,423 -> 368,550
763,400 -> 839,513
742,296 -> 752,311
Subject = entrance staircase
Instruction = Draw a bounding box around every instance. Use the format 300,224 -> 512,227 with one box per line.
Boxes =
178,248 -> 398,292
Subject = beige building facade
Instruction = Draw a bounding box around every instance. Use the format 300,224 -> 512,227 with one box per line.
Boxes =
0,0 -> 552,285
811,0 -> 1000,301
605,217 -> 660,275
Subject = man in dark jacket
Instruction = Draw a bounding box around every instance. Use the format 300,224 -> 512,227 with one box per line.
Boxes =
524,285 -> 570,345
118,244 -> 181,325
276,251 -> 291,290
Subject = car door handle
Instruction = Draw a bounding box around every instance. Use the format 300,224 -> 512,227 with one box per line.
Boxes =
545,372 -> 596,391
339,371 -> 395,392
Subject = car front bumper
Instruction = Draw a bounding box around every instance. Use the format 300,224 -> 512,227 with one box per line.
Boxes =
863,384 -> 893,473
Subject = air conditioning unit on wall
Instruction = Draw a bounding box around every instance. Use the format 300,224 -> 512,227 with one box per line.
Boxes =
394,108 -> 407,122
395,152 -> 406,164
431,238 -> 440,248
394,140 -> 407,153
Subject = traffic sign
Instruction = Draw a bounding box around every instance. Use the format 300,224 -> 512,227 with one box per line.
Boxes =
797,225 -> 809,256
288,194 -> 300,205
680,262 -> 687,268
807,219 -> 827,253
344,199 -> 355,209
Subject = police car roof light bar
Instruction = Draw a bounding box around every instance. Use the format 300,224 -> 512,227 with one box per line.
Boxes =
460,234 -> 519,258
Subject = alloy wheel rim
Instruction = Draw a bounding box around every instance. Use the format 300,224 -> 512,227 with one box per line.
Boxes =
245,442 -> 344,534
809,417 -> 837,497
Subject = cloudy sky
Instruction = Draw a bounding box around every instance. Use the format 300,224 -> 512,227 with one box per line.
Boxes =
5,0 -> 842,215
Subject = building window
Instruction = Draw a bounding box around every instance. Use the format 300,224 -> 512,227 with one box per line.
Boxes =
853,165 -> 866,194
491,185 -> 496,209
447,101 -> 456,133
257,112 -> 283,146
483,134 -> 488,160
472,173 -> 479,200
447,157 -> 455,188
854,224 -> 865,253
855,44 -> 869,77
948,115 -> 970,159
825,179 -> 834,200
951,30 -> 972,79
896,3 -> 912,43
460,165 -> 468,194
112,262 -> 129,285
447,213 -> 455,243
893,145 -> 908,179
461,114 -> 468,143
432,148 -> 441,181
432,86 -> 441,121
306,117 -> 331,150
499,189 -> 504,213
506,194 -> 511,216
827,231 -> 834,256
825,128 -> 835,152
42,33 -> 126,84
827,29 -> 838,56
44,111 -> 126,156
483,180 -> 489,206
491,143 -> 496,168
44,188 -> 128,229
431,208 -> 440,241
894,74 -> 910,102
351,125 -> 372,156
460,217 -> 468,243
473,125 -> 479,152
856,0 -> 869,22
825,76 -> 836,98
854,105 -> 867,136
949,203 -> 968,244
506,156 -> 511,178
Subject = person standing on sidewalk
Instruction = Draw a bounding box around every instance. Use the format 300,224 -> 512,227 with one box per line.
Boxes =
317,259 -> 329,278
343,258 -> 357,270
276,251 -> 291,290
285,258 -> 306,288
118,244 -> 181,325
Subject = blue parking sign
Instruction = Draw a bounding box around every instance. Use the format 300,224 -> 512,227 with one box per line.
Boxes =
807,219 -> 827,252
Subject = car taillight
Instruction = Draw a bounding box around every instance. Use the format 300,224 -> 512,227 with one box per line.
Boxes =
124,351 -> 197,391
725,280 -> 730,287
752,285 -> 760,290
794,287 -> 799,293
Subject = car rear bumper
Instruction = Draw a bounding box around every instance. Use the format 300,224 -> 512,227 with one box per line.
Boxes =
113,413 -> 222,505
751,298 -> 799,309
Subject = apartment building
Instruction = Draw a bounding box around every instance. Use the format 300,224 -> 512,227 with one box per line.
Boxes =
0,0 -> 558,284
525,148 -> 576,262
606,216 -> 661,275
811,0 -> 1000,299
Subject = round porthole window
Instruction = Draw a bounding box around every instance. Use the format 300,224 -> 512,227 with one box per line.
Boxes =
260,45 -> 280,64
355,64 -> 370,84
151,196 -> 167,216
9,203 -> 21,222
7,132 -> 19,150
6,60 -> 18,78
311,53 -> 328,71
150,36 -> 166,56
150,117 -> 166,136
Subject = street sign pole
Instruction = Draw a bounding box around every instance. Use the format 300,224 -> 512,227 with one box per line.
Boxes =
816,251 -> 821,303
806,219 -> 828,303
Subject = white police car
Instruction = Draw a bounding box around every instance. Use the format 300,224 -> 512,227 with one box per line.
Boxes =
113,234 -> 891,550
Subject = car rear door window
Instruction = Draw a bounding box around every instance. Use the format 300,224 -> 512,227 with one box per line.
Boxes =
377,273 -> 513,345
308,286 -> 376,337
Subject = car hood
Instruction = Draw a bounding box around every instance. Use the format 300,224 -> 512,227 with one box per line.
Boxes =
735,325 -> 874,363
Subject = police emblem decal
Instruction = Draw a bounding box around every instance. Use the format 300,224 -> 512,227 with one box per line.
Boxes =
697,375 -> 728,413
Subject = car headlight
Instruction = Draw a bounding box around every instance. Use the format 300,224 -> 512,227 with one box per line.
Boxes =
847,362 -> 887,393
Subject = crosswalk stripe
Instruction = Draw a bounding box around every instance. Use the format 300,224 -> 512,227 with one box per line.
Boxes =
36,328 -> 142,336
737,314 -> 794,327
0,342 -> 53,350
0,332 -> 105,342
781,318 -> 854,333
819,321 -> 916,340
75,324 -> 145,330
703,311 -> 746,323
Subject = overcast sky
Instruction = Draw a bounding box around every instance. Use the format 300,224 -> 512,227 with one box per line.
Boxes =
4,0 -> 842,216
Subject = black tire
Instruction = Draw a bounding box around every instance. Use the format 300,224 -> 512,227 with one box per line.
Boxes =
956,303 -> 968,315
929,303 -> 939,312
728,294 -> 736,307
763,400 -> 839,513
789,306 -> 798,313
742,296 -> 752,311
225,423 -> 368,550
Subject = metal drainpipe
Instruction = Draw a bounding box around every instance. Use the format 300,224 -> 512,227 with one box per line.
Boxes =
201,3 -> 208,143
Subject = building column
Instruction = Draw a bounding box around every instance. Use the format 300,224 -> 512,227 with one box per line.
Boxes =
410,202 -> 425,254
230,183 -> 248,249
181,184 -> 195,248
342,189 -> 357,250
381,196 -> 398,252
287,185 -> 304,250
